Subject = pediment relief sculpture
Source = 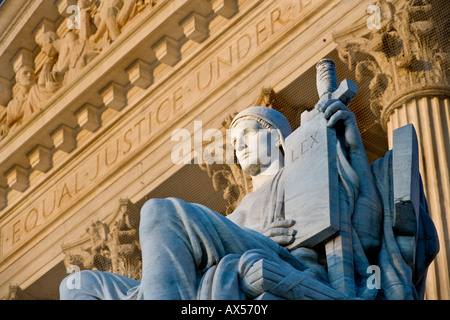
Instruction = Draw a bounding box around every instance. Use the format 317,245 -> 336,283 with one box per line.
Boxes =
0,0 -> 157,141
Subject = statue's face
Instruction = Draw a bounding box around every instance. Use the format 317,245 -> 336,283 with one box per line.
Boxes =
39,36 -> 58,57
17,67 -> 35,88
231,118 -> 280,176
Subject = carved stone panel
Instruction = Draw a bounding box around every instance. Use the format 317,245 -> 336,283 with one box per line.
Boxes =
63,198 -> 142,280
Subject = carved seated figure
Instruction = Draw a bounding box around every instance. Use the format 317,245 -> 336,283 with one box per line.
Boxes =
60,98 -> 439,300
5,66 -> 37,130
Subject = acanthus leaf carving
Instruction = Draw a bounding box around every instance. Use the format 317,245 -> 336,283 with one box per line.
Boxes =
333,0 -> 450,129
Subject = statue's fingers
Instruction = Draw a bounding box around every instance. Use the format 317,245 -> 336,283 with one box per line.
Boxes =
315,99 -> 340,113
323,101 -> 343,119
270,219 -> 295,228
326,110 -> 351,128
265,227 -> 296,238
314,100 -> 325,111
272,235 -> 295,246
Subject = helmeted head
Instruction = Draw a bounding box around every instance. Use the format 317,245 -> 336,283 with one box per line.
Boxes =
230,106 -> 292,176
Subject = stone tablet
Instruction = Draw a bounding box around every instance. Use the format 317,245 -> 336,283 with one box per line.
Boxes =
284,109 -> 339,249
392,124 -> 420,236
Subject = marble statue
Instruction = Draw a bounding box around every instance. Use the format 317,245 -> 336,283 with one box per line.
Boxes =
5,65 -> 40,129
5,33 -> 64,131
35,31 -> 64,93
60,60 -> 439,300
90,0 -> 141,44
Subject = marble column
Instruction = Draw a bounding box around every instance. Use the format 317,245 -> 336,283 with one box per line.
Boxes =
334,0 -> 450,299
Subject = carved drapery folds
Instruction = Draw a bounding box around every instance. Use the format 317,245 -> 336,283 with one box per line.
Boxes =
0,0 -> 157,141
334,0 -> 450,299
333,0 -> 449,129
63,199 -> 142,280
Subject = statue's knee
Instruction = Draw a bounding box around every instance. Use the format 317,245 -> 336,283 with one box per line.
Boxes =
141,198 -> 172,217
140,198 -> 176,233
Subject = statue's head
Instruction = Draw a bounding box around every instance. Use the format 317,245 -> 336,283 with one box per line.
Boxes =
36,31 -> 59,57
15,65 -> 35,89
230,106 -> 291,176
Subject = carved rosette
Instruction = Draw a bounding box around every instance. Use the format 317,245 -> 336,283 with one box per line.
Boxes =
63,198 -> 142,280
333,0 -> 450,129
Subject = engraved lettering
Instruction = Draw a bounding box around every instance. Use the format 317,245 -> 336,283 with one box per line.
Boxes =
173,87 -> 183,112
0,0 -> 314,258
157,98 -> 170,124
123,128 -> 133,155
256,18 -> 268,46
58,183 -> 72,208
75,170 -> 85,194
148,111 -> 153,135
300,0 -> 312,11
301,139 -> 309,155
217,46 -> 233,79
197,62 -> 213,91
12,220 -> 22,244
105,139 -> 120,166
237,34 -> 251,61
88,154 -> 100,182
310,132 -> 319,146
270,7 -> 290,34
134,117 -> 146,144
42,190 -> 56,218
24,208 -> 38,232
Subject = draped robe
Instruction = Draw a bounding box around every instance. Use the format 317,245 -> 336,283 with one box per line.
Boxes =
60,139 -> 439,300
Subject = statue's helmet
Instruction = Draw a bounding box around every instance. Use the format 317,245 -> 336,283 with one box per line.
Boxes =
230,106 -> 292,153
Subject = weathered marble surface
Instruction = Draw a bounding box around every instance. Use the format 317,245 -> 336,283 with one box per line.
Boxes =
60,62 -> 439,300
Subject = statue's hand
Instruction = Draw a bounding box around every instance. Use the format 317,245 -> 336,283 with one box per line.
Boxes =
315,99 -> 364,152
262,219 -> 296,246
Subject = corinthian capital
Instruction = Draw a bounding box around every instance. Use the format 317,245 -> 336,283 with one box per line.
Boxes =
333,0 -> 449,129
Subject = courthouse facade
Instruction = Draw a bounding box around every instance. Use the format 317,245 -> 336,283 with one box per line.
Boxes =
0,0 -> 448,299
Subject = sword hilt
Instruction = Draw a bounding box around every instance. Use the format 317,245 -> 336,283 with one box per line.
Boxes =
316,59 -> 338,100
315,59 -> 358,106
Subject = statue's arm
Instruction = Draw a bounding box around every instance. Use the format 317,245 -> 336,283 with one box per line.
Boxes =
317,99 -> 382,251
316,99 -> 379,201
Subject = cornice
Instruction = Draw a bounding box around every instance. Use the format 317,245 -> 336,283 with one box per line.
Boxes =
0,0 -> 250,212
